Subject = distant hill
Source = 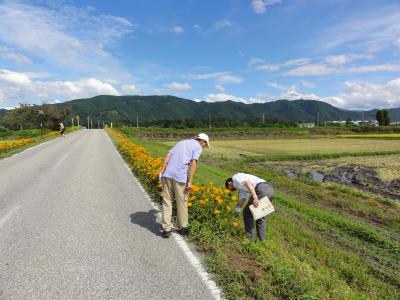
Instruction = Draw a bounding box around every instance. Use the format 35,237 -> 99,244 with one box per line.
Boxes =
1,96 -> 399,124
54,95 -> 400,123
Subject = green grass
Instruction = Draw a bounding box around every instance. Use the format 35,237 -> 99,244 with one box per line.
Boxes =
0,128 -> 74,159
119,128 -> 400,300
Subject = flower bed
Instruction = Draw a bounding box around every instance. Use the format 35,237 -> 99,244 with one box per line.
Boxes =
0,138 -> 34,153
106,128 -> 241,237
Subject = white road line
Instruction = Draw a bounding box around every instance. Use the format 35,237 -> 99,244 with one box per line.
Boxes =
0,206 -> 21,229
105,132 -> 222,300
53,152 -> 70,170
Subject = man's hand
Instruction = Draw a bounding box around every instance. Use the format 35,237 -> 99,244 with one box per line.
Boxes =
234,206 -> 241,214
253,195 -> 260,208
185,181 -> 192,194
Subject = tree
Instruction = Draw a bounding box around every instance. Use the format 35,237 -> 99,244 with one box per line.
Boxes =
2,103 -> 70,130
376,109 -> 391,126
382,110 -> 390,126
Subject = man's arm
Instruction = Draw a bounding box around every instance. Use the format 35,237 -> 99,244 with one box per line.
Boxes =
160,152 -> 172,175
185,159 -> 197,192
243,180 -> 260,207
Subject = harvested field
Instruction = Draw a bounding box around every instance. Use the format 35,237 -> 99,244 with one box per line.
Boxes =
267,154 -> 400,200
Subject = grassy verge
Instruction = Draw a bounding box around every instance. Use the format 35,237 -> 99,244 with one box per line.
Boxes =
0,128 -> 75,159
110,128 -> 400,299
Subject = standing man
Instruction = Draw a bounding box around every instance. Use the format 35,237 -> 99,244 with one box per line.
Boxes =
225,173 -> 274,241
58,121 -> 65,136
159,133 -> 210,238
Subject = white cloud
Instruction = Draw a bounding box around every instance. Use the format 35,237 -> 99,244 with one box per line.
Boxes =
193,25 -> 202,32
0,2 -> 133,78
0,69 -> 31,85
348,64 -> 400,73
267,82 -> 290,91
0,70 -> 119,107
285,63 -> 400,77
189,71 -> 242,84
336,78 -> 400,110
172,26 -> 184,33
200,93 -> 248,103
284,64 -> 336,76
319,8 -> 400,52
213,20 -> 232,31
215,85 -> 225,92
0,46 -> 32,65
248,57 -> 265,67
255,57 -> 309,72
325,53 -> 373,65
300,80 -> 316,88
251,0 -> 281,14
163,82 -> 192,92
121,84 -> 140,94
256,64 -> 280,72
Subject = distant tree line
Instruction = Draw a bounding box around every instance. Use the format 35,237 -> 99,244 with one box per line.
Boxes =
135,117 -> 298,128
1,104 -> 70,131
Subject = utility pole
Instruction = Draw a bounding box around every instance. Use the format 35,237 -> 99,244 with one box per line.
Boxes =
362,111 -> 365,127
136,115 -> 139,128
72,117 -> 74,130
317,112 -> 320,126
87,116 -> 89,129
262,113 -> 265,125
91,119 -> 93,130
97,120 -> 100,129
209,114 -> 212,129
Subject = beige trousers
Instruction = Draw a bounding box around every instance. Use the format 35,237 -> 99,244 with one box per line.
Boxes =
162,177 -> 188,231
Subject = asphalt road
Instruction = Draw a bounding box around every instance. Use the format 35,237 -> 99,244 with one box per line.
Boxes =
0,130 -> 217,300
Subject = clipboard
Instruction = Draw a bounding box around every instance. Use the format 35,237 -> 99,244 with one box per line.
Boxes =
249,196 -> 275,220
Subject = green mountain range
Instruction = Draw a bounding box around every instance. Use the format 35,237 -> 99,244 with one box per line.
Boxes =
2,95 -> 400,124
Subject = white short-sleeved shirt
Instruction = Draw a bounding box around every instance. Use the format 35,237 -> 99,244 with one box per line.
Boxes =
163,139 -> 202,183
232,173 -> 266,200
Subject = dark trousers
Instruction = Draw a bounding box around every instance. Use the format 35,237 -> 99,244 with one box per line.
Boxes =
243,182 -> 274,241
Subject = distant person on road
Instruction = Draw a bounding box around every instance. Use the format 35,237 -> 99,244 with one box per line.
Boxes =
225,173 -> 274,241
58,122 -> 65,136
159,133 -> 210,238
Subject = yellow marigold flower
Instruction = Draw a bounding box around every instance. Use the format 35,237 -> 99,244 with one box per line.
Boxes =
232,196 -> 237,201
226,205 -> 232,212
215,197 -> 222,205
232,221 -> 239,228
213,209 -> 220,215
199,200 -> 206,205
187,202 -> 193,207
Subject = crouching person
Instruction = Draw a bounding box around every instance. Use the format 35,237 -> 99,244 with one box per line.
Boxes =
159,133 -> 210,238
225,173 -> 274,241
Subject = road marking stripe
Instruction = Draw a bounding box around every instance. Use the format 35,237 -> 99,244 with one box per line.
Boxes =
53,152 -> 70,170
0,206 -> 21,229
105,132 -> 222,300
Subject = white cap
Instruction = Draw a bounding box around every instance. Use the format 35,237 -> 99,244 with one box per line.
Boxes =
196,133 -> 210,147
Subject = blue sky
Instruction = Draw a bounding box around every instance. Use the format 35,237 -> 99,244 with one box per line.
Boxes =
0,0 -> 400,110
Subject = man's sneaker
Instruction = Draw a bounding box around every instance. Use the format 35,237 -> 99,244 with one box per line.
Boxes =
162,230 -> 171,238
178,228 -> 189,237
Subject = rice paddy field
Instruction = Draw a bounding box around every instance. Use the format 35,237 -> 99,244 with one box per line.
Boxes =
162,137 -> 400,161
119,128 -> 400,300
